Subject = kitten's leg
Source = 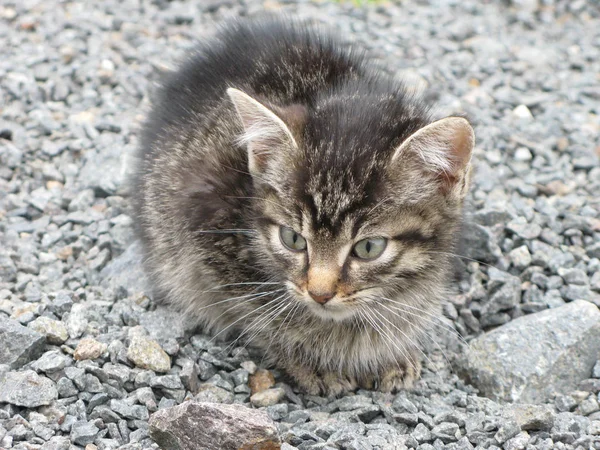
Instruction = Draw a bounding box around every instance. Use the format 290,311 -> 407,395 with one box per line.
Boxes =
378,359 -> 422,393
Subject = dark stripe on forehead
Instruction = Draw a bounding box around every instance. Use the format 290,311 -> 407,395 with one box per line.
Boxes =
392,230 -> 435,245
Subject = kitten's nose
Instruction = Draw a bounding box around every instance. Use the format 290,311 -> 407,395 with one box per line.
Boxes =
309,291 -> 334,305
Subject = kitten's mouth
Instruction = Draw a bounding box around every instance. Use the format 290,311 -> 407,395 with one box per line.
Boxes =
286,282 -> 359,322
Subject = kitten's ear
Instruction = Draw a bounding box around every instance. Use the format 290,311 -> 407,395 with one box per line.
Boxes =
227,88 -> 297,177
392,117 -> 474,197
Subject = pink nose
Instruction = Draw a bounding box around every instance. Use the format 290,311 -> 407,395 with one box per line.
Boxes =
309,292 -> 334,304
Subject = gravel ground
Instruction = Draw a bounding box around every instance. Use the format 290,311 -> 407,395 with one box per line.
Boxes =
1,0 -> 600,449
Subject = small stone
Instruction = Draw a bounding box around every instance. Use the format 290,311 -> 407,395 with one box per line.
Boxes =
0,318 -> 45,369
558,268 -> 589,286
394,413 -> 419,426
57,377 -> 78,398
494,420 -> 520,444
555,394 -> 578,412
179,360 -> 199,394
250,387 -> 286,407
514,147 -> 532,162
74,338 -> 108,361
431,422 -> 459,443
195,384 -> 234,404
110,399 -> 149,420
39,436 -> 71,449
593,361 -> 600,379
150,375 -> 184,390
0,370 -> 58,407
504,432 -> 530,450
393,395 -> 418,414
249,368 -> 275,394
240,360 -> 257,374
509,404 -> 555,431
230,368 -> 249,386
506,219 -> 542,240
149,401 -> 280,450
28,317 -> 69,345
127,335 -> 171,373
31,350 -> 69,374
580,396 -> 600,416
412,423 -> 432,442
508,245 -> 532,270
265,403 -> 288,421
512,104 -> 533,120
70,421 -> 99,446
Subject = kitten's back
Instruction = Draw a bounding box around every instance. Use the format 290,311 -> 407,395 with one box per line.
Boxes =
140,18 -> 366,159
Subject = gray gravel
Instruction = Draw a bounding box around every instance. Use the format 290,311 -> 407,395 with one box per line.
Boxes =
1,0 -> 600,449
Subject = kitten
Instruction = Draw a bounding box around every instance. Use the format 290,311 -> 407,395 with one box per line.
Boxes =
133,18 -> 474,396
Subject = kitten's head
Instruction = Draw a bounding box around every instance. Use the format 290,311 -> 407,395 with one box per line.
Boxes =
228,87 -> 474,322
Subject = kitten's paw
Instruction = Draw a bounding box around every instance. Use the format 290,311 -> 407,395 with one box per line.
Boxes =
321,372 -> 358,397
379,361 -> 422,393
293,367 -> 357,397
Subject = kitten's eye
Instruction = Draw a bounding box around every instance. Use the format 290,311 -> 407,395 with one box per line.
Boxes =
352,237 -> 387,260
279,226 -> 307,252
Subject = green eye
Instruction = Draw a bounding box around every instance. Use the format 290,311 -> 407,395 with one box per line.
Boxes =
279,226 -> 307,252
352,237 -> 387,260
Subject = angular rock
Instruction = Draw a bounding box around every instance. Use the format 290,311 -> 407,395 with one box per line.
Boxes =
127,334 -> 171,373
249,369 -> 275,395
458,300 -> 600,403
149,401 -> 280,450
250,388 -> 286,407
0,319 -> 45,369
507,404 -> 555,431
459,222 -> 501,263
194,384 -> 234,404
28,317 -> 69,345
70,421 -> 99,446
0,370 -> 58,407
74,338 -> 108,361
100,241 -> 148,296
139,308 -> 192,344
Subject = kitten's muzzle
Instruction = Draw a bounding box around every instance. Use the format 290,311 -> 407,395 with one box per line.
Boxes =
308,291 -> 334,305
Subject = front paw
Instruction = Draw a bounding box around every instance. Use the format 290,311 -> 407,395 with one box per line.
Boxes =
291,366 -> 357,397
377,361 -> 421,393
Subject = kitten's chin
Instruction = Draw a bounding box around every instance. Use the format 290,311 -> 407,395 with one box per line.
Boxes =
304,301 -> 357,322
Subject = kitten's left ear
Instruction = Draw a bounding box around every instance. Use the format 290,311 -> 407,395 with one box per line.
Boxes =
227,88 -> 297,179
392,117 -> 474,198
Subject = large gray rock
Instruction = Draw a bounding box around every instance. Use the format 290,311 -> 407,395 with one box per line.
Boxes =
0,370 -> 58,407
458,300 -> 600,403
0,318 -> 45,369
149,401 -> 281,450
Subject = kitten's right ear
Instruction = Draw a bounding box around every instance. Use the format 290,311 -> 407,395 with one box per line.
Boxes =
391,117 -> 475,198
227,88 -> 297,178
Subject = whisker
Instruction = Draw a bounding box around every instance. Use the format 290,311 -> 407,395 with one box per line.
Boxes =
380,296 -> 470,348
360,307 -> 407,374
224,298 -> 287,353
195,229 -> 257,235
209,292 -> 287,343
373,305 -> 442,372
235,296 -> 291,353
370,307 -> 424,372
191,289 -> 285,314
202,281 -> 283,292
425,250 -> 499,270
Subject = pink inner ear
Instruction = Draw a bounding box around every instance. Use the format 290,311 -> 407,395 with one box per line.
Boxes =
448,121 -> 474,173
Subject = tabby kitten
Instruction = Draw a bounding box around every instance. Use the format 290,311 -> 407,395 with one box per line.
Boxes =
133,18 -> 474,396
